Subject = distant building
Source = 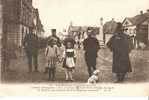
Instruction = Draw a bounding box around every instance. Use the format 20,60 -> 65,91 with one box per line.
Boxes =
103,18 -> 117,44
123,10 -> 149,47
68,24 -> 99,42
33,8 -> 44,38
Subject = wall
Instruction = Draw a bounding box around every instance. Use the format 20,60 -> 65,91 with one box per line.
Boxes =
0,0 -> 2,39
136,25 -> 148,44
148,23 -> 149,41
0,0 -> 3,82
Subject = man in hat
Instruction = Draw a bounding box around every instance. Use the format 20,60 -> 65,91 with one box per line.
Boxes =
107,22 -> 132,83
23,28 -> 39,73
48,29 -> 61,47
83,27 -> 100,77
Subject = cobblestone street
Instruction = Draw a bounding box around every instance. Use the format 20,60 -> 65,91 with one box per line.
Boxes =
3,48 -> 149,84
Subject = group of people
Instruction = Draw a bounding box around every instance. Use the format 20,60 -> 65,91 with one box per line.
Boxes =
23,22 -> 132,83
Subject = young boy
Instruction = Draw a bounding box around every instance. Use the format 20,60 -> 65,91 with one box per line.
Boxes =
45,39 -> 59,80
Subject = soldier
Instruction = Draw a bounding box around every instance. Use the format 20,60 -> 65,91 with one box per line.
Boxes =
107,22 -> 132,83
23,28 -> 39,73
48,29 -> 61,47
83,28 -> 100,77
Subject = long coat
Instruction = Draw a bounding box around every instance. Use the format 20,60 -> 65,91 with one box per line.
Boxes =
107,33 -> 132,73
23,33 -> 39,55
83,37 -> 100,67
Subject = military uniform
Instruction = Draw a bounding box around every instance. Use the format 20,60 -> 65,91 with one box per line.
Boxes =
23,33 -> 39,72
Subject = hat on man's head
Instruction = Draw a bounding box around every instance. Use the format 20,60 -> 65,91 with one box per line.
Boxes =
116,22 -> 123,30
87,27 -> 93,33
115,22 -> 124,33
51,29 -> 56,32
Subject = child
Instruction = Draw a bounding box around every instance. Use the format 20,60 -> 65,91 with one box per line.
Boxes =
62,41 -> 76,81
45,39 -> 59,80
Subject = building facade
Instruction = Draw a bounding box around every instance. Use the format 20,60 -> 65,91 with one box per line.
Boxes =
68,24 -> 99,43
103,19 -> 117,44
123,10 -> 149,48
0,0 -> 3,81
2,0 -> 33,47
33,8 -> 44,38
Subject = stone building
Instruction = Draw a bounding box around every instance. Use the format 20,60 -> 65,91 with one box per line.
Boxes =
0,0 -> 3,40
0,0 -> 3,80
2,0 -> 33,47
103,18 -> 117,44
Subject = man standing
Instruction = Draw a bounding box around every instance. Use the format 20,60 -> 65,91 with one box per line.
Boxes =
48,29 -> 61,47
23,29 -> 39,73
107,22 -> 132,83
83,28 -> 100,77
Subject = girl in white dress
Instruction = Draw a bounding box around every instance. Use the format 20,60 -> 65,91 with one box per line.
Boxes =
62,42 -> 76,81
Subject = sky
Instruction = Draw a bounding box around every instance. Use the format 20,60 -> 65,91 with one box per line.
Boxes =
33,0 -> 149,35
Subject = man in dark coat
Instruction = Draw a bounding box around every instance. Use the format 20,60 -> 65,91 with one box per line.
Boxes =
83,28 -> 100,77
107,22 -> 132,83
23,29 -> 39,73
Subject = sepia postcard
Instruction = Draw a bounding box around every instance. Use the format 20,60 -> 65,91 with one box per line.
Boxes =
0,0 -> 149,96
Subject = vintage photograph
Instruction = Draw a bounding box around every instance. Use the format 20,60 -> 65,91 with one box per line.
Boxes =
0,0 -> 149,96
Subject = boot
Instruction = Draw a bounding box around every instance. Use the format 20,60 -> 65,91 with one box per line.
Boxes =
115,73 -> 121,83
119,73 -> 126,82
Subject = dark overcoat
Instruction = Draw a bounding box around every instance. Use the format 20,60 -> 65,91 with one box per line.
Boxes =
107,33 -> 132,73
23,33 -> 39,55
83,37 -> 100,67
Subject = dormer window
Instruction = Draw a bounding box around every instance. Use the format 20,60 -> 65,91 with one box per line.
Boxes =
125,21 -> 128,26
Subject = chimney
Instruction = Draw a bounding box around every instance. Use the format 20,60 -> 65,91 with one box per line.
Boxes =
140,11 -> 143,15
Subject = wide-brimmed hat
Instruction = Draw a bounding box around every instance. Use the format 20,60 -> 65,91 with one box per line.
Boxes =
115,22 -> 125,33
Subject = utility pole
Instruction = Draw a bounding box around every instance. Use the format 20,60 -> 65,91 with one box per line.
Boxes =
98,17 -> 104,46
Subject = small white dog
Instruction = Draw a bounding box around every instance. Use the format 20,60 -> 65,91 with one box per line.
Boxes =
87,70 -> 100,84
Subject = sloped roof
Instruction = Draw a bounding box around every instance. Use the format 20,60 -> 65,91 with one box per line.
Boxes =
123,12 -> 149,26
81,26 -> 88,31
68,26 -> 99,33
103,20 -> 117,34
69,26 -> 81,32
